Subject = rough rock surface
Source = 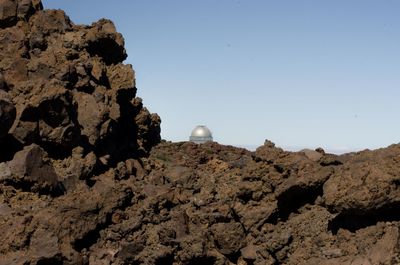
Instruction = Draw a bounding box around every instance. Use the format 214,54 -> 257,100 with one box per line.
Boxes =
2,1 -> 400,265
0,0 -> 160,264
0,0 -> 160,163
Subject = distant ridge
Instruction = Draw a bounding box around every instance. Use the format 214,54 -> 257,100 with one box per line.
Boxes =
234,144 -> 360,154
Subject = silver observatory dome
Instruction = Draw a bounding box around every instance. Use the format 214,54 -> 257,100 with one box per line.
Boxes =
189,125 -> 213,144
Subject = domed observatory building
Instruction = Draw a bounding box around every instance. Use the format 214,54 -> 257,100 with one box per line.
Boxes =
190,125 -> 213,144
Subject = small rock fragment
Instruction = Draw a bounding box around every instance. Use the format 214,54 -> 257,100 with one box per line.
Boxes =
0,0 -> 17,28
241,244 -> 258,261
0,92 -> 16,139
211,222 -> 246,255
0,73 -> 6,90
301,148 -> 323,162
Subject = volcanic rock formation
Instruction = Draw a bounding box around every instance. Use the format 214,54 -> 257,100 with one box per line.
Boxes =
1,1 -> 400,265
0,0 -> 160,161
0,0 -> 161,264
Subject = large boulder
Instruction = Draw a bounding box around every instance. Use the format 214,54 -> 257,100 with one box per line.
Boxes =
0,144 -> 62,195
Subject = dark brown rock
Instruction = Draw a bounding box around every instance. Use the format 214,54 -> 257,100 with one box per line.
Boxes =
0,91 -> 15,139
3,144 -> 61,194
323,145 -> 400,214
29,228 -> 60,262
30,9 -> 72,35
0,72 -> 5,90
0,1 -> 161,263
85,19 -> 127,65
0,0 -> 160,158
17,0 -> 36,20
0,0 -> 17,28
241,244 -> 258,261
301,148 -> 323,161
211,222 -> 246,255
9,104 -> 39,145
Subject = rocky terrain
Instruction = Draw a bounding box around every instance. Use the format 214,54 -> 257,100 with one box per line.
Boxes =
1,1 -> 400,264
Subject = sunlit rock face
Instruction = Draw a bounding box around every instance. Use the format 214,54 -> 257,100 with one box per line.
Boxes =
0,0 -> 161,162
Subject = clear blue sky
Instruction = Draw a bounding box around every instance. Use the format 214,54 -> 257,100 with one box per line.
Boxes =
43,0 -> 400,153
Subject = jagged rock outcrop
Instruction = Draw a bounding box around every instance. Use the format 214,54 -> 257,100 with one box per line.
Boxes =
104,141 -> 400,265
0,0 -> 160,164
0,0 -> 160,264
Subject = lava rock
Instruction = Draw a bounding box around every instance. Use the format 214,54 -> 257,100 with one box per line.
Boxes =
0,72 -> 6,90
4,144 -> 62,194
0,0 -> 17,28
0,91 -> 16,139
211,222 -> 246,256
301,148 -> 323,161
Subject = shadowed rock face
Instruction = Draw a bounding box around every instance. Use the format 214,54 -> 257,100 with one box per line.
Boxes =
1,1 -> 400,265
